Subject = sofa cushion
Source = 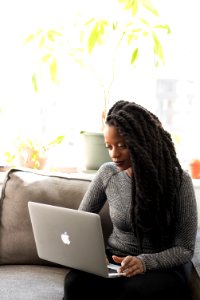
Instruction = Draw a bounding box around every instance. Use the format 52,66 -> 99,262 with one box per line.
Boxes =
192,229 -> 200,276
0,265 -> 69,300
0,168 -> 91,265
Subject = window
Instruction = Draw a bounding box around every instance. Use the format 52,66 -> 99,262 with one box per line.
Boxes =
0,0 -> 199,174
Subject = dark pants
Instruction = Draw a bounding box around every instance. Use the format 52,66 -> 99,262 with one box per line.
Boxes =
63,263 -> 192,300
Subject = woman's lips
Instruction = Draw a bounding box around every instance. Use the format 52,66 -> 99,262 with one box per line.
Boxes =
114,161 -> 124,167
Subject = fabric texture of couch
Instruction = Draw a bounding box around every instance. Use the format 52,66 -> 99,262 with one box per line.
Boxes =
0,167 -> 199,300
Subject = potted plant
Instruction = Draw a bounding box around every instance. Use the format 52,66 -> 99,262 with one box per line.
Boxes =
23,0 -> 170,171
79,130 -> 112,172
75,0 -> 170,170
14,135 -> 65,170
190,159 -> 200,179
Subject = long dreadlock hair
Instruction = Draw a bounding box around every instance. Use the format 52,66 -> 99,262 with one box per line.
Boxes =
106,100 -> 183,251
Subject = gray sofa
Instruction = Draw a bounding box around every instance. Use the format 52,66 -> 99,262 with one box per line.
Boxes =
0,167 -> 200,300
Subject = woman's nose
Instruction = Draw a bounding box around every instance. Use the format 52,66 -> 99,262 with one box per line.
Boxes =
111,147 -> 120,159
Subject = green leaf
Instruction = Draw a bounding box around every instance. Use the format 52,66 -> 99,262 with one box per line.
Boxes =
67,48 -> 85,67
152,31 -> 164,64
140,18 -> 150,27
39,35 -> 45,48
118,0 -> 134,9
49,135 -> 65,146
49,58 -> 57,82
119,0 -> 139,16
23,33 -> 35,44
131,0 -> 139,16
130,48 -> 139,64
127,32 -> 137,44
4,151 -> 16,164
42,54 -> 52,63
85,18 -> 95,26
32,73 -> 38,93
154,24 -> 171,34
47,30 -> 56,42
139,0 -> 159,16
142,31 -> 149,37
127,27 -> 142,44
87,20 -> 108,53
47,29 -> 62,42
112,22 -> 118,30
88,27 -> 98,53
23,29 -> 43,44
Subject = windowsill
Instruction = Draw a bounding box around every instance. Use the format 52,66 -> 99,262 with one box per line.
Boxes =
192,179 -> 200,188
0,171 -> 7,184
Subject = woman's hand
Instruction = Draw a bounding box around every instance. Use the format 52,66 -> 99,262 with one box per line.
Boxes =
112,255 -> 145,277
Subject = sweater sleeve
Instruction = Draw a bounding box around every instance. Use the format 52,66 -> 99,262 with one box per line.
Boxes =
137,171 -> 198,270
78,162 -> 116,213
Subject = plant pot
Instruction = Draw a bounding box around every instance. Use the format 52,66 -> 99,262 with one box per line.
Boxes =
81,132 -> 112,171
190,159 -> 200,179
18,148 -> 48,170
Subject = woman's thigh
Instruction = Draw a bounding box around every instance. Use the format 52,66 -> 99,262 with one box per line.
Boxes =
64,269 -> 118,300
116,268 -> 190,300
64,266 -> 191,300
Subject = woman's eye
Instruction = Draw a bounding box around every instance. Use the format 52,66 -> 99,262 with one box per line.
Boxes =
105,143 -> 127,150
118,143 -> 127,148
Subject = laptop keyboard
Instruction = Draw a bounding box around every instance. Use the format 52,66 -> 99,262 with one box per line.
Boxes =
108,267 -> 118,274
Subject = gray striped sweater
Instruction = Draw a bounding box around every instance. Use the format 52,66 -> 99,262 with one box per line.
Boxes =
79,162 -> 198,271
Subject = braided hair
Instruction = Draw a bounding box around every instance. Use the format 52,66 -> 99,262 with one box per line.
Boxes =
106,100 -> 183,251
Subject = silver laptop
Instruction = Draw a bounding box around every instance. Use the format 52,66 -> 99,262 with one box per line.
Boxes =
28,201 -> 123,278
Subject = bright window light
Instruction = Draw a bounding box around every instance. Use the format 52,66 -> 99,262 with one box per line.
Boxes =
0,0 -> 199,172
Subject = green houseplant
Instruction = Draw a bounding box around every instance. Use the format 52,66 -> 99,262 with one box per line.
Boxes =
3,135 -> 65,171
14,135 -> 65,170
23,0 -> 170,171
76,0 -> 170,170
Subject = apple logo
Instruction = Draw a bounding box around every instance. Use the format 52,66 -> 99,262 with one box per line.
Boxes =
61,232 -> 70,245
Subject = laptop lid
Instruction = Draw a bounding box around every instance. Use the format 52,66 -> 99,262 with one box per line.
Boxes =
28,202 -> 121,278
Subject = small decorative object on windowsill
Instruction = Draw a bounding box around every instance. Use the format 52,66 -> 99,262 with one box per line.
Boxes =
15,135 -> 65,170
0,166 -> 10,172
190,159 -> 200,179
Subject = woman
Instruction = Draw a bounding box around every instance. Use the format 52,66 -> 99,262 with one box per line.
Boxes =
64,100 -> 197,300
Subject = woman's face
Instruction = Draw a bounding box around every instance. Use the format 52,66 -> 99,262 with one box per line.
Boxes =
104,124 -> 132,174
